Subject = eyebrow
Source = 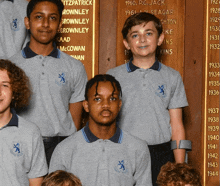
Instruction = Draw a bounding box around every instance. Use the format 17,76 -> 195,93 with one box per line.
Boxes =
130,29 -> 155,35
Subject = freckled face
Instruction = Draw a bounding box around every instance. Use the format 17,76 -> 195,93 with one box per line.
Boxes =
0,70 -> 13,115
123,21 -> 164,60
83,81 -> 122,127
25,1 -> 62,46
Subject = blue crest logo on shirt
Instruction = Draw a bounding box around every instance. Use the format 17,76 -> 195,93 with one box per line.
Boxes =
11,18 -> 20,31
55,72 -> 66,86
155,84 -> 166,98
114,160 -> 128,174
10,142 -> 23,157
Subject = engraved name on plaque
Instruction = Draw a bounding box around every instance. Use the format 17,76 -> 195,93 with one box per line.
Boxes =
57,0 -> 99,79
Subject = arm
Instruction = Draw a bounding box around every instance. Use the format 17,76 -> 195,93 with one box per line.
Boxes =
69,101 -> 83,131
169,108 -> 186,163
29,177 -> 44,186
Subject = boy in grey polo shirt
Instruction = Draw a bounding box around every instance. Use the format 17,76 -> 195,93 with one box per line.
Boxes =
49,74 -> 152,186
107,13 -> 188,186
10,0 -> 87,165
0,59 -> 47,186
0,0 -> 29,59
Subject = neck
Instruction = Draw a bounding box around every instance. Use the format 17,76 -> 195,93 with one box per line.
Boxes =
133,55 -> 156,69
29,40 -> 54,56
88,121 -> 117,140
0,109 -> 12,128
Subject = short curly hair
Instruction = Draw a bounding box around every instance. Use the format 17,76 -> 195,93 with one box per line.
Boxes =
0,59 -> 31,110
157,162 -> 202,186
42,170 -> 82,186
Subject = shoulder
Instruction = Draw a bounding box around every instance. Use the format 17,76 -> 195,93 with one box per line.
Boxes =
17,115 -> 42,138
9,51 -> 23,63
107,64 -> 127,75
160,63 -> 181,77
122,130 -> 148,152
55,130 -> 84,151
59,50 -> 85,68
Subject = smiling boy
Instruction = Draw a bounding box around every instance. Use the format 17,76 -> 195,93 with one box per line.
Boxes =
49,74 -> 152,186
10,0 -> 87,165
0,59 -> 47,186
107,12 -> 188,186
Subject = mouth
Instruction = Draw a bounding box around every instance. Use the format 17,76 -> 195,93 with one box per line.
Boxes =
101,110 -> 112,117
139,46 -> 147,49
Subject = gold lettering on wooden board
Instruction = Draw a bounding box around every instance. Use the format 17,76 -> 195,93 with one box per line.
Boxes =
56,0 -> 99,79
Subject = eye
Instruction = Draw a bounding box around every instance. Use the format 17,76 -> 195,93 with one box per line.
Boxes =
146,32 -> 152,36
94,97 -> 101,102
131,34 -> 138,38
50,16 -> 57,21
36,15 -> 42,19
2,84 -> 9,88
110,97 -> 117,101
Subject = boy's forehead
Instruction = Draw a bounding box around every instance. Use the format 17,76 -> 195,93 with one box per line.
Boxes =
129,21 -> 156,32
89,81 -> 119,95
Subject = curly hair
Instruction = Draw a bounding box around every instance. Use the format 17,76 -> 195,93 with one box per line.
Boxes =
42,170 -> 82,186
0,59 -> 31,110
157,162 -> 202,186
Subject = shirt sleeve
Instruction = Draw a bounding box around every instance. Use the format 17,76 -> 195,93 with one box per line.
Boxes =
69,61 -> 88,103
168,72 -> 188,109
27,129 -> 48,179
49,144 -> 67,173
134,145 -> 153,186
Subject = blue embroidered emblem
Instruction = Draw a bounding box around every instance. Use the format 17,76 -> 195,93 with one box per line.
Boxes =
155,84 -> 166,98
10,142 -> 23,157
14,143 -> 20,153
59,73 -> 65,83
55,72 -> 66,86
114,160 -> 128,174
11,18 -> 19,31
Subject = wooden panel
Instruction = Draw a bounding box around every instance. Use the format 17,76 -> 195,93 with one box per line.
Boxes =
99,0 -> 117,74
116,0 -> 185,76
202,0 -> 220,185
57,0 -> 99,79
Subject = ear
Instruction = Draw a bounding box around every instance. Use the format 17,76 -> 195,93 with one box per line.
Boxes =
119,99 -> 122,111
123,39 -> 131,50
24,17 -> 30,30
83,100 -> 89,113
157,33 -> 164,46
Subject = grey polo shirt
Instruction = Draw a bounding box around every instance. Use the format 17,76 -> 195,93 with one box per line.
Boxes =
0,109 -> 48,186
49,124 -> 152,186
0,0 -> 29,59
10,43 -> 87,136
107,59 -> 188,145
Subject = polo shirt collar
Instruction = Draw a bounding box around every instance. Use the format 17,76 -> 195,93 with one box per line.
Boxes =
1,109 -> 18,129
22,42 -> 60,59
126,57 -> 161,72
82,123 -> 123,144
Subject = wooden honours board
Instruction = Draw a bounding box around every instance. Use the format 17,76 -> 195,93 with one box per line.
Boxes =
203,0 -> 220,185
117,0 -> 185,76
56,0 -> 99,79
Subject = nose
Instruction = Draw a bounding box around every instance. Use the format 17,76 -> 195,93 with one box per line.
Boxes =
102,99 -> 110,108
43,18 -> 49,27
139,35 -> 146,43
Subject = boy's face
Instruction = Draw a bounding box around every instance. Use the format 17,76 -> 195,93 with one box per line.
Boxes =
0,70 -> 13,115
83,81 -> 122,127
123,21 -> 164,60
24,1 -> 62,46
